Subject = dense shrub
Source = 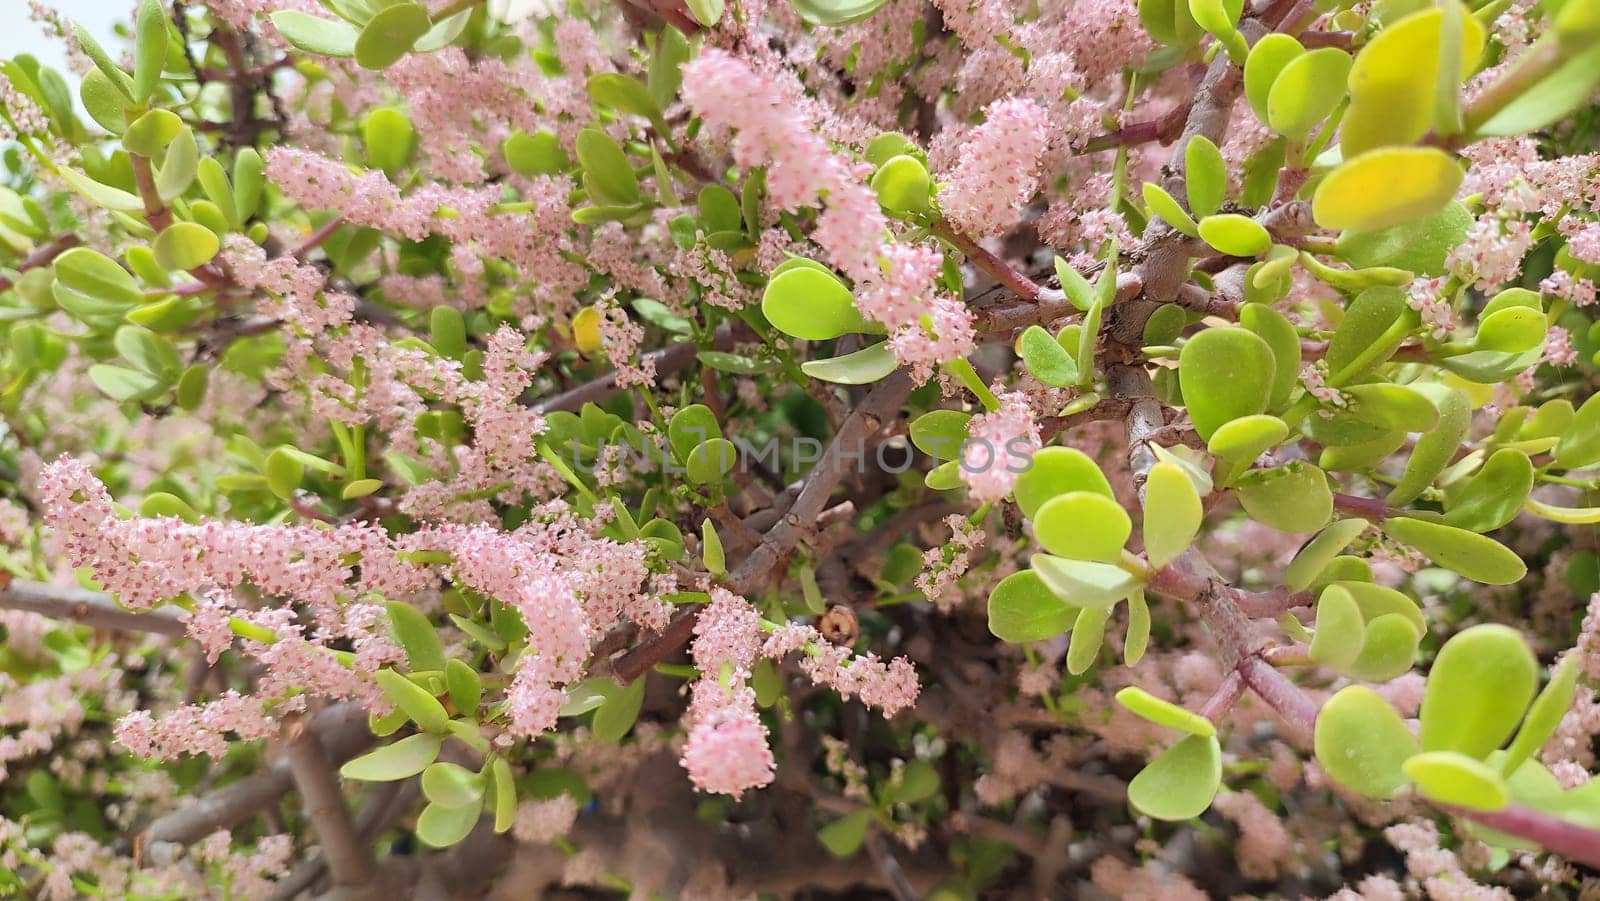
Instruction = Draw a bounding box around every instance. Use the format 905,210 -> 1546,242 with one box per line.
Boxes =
0,0 -> 1599,896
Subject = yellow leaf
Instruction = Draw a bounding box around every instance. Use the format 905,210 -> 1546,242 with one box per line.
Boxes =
1312,147 -> 1463,231
572,306 -> 603,355
1341,5 -> 1485,156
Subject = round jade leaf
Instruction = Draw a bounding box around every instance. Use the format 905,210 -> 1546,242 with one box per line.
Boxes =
870,154 -> 931,214
1033,491 -> 1131,562
1381,517 -> 1527,585
788,0 -> 886,25
1312,147 -> 1464,232
575,128 -> 640,206
1344,383 -> 1439,433
421,761 -> 485,809
1125,590 -> 1151,665
1420,623 -> 1537,759
1185,136 -> 1227,218
267,10 -> 359,57
339,733 -> 443,781
1335,201 -> 1471,276
1309,584 -> 1365,670
153,222 -> 221,272
800,342 -> 896,385
1139,0 -> 1203,47
1030,554 -> 1141,610
1340,6 -> 1485,156
1442,448 -> 1532,533
88,364 -> 163,402
1128,734 -> 1222,821
1337,580 -> 1425,634
1266,47 -> 1352,142
988,570 -> 1079,642
1143,461 -> 1202,569
925,459 -> 963,491
1177,326 -> 1276,440
1238,305 -> 1300,409
685,438 -> 737,485
1013,446 -> 1113,518
1476,306 -> 1547,353
1018,324 -> 1079,387
1320,428 -> 1408,474
1207,414 -> 1288,462
122,108 -> 182,157
1500,656 -> 1579,777
1198,213 -> 1271,257
1345,612 -> 1422,682
1555,392 -> 1600,470
865,132 -> 917,167
1143,304 -> 1188,346
1403,751 -> 1511,812
761,266 -> 869,341
909,409 -> 971,460
1142,182 -> 1199,237
667,404 -> 721,462
416,800 -> 479,848
1115,687 -> 1216,738
1285,518 -> 1370,591
1315,685 -> 1419,798
1233,462 -> 1332,533
1244,33 -> 1304,123
503,130 -> 567,176
1324,286 -> 1415,383
354,2 -> 431,70
54,247 -> 142,306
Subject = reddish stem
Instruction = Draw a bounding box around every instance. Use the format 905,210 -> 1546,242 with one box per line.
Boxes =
1200,669 -> 1246,723
0,235 -> 79,293
1332,492 -> 1397,521
294,214 -> 349,257
930,220 -> 1048,303
1445,804 -> 1600,869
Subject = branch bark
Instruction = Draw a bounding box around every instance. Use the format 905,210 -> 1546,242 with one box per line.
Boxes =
0,580 -> 188,637
140,704 -> 371,847
282,714 -> 372,887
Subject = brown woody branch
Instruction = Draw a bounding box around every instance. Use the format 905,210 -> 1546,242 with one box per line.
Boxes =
0,580 -> 188,637
282,712 -> 371,886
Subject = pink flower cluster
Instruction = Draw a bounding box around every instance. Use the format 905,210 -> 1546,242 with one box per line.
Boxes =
682,590 -> 774,798
40,457 -> 667,755
678,589 -> 920,798
938,98 -> 1050,239
961,390 -> 1041,504
681,50 -> 975,382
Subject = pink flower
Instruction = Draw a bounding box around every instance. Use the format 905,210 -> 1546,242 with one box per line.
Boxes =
960,391 -> 1040,504
939,98 -> 1050,238
680,706 -> 775,799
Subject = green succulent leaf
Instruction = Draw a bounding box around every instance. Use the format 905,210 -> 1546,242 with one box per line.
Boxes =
988,570 -> 1079,642
1177,326 -> 1277,441
340,733 -> 443,782
1381,517 -> 1526,585
1031,555 -> 1142,610
1115,687 -> 1216,737
1127,734 -> 1222,821
1420,624 -> 1537,759
1032,491 -> 1131,562
1315,685 -> 1419,798
762,265 -> 871,341
1403,751 -> 1510,811
1143,461 -> 1203,568
1012,446 -> 1114,518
